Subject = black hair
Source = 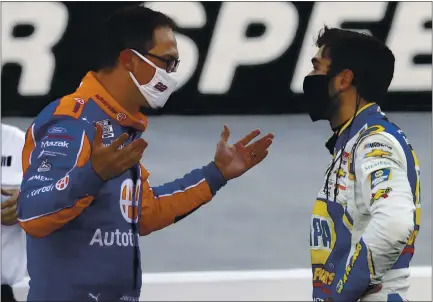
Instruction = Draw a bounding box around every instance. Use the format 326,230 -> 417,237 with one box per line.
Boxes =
93,4 -> 176,71
315,26 -> 395,105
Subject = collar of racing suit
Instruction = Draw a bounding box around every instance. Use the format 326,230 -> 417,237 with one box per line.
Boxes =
325,102 -> 378,155
76,71 -> 149,131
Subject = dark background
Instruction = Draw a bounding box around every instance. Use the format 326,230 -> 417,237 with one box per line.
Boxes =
1,1 -> 432,117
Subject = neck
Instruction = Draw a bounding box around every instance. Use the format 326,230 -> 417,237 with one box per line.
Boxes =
329,97 -> 368,129
94,70 -> 140,114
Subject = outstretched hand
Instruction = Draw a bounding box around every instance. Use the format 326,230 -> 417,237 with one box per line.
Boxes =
213,125 -> 274,180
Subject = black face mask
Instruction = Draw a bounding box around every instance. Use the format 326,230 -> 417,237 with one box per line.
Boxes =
302,74 -> 339,122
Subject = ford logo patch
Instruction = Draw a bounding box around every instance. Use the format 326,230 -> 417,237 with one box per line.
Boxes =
48,127 -> 67,134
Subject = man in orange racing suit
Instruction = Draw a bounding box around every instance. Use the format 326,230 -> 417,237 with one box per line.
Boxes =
17,5 -> 274,301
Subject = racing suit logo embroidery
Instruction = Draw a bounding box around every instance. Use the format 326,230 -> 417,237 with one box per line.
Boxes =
28,175 -> 53,182
371,168 -> 391,188
336,242 -> 363,294
48,126 -> 67,134
364,149 -> 392,158
29,184 -> 54,197
370,187 -> 392,205
41,140 -> 69,148
154,82 -> 168,92
120,179 -> 140,223
88,293 -> 100,301
313,267 -> 335,286
335,168 -> 346,178
363,142 -> 392,150
96,119 -> 115,138
55,175 -> 69,191
37,159 -> 51,172
117,112 -> 127,121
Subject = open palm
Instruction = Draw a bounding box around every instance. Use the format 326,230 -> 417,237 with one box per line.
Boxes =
213,125 -> 274,180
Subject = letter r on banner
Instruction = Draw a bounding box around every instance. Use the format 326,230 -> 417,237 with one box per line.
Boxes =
1,2 -> 68,96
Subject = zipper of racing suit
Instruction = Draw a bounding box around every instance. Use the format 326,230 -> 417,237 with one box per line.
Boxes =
129,130 -> 140,291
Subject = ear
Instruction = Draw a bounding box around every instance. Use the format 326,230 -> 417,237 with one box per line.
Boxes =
337,69 -> 355,91
119,49 -> 135,73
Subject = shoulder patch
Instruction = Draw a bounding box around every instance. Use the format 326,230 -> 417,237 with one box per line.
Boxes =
364,149 -> 393,159
370,187 -> 392,205
53,95 -> 88,119
370,168 -> 391,189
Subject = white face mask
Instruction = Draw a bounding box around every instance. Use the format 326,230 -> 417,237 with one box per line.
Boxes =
129,49 -> 178,109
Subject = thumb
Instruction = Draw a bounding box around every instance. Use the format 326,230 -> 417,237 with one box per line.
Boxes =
93,123 -> 103,147
221,124 -> 230,142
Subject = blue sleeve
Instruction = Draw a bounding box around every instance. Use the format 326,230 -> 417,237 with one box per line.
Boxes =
151,162 -> 227,198
17,117 -> 105,237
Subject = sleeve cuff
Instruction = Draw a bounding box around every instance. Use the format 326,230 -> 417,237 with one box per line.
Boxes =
202,161 -> 227,196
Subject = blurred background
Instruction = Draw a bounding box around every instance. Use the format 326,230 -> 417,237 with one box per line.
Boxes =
1,0 -> 431,280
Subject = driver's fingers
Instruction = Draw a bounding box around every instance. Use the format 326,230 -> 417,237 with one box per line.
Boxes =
248,138 -> 273,164
220,125 -> 230,142
245,134 -> 274,152
108,133 -> 130,151
237,129 -> 261,146
117,149 -> 144,172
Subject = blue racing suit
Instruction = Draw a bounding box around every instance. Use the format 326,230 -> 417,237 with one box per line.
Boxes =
17,72 -> 227,301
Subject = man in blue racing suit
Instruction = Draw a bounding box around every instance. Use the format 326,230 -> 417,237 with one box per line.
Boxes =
17,5 -> 274,301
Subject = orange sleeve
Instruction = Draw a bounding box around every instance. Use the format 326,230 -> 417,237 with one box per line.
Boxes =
138,162 -> 227,236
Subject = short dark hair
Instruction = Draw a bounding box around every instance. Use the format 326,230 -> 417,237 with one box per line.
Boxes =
94,5 -> 176,71
315,26 -> 395,104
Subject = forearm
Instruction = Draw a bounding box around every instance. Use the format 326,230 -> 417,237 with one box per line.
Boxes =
18,162 -> 104,237
139,162 -> 227,235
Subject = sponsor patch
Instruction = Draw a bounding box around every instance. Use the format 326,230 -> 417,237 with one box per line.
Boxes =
41,140 -> 69,148
364,149 -> 392,158
117,113 -> 127,121
48,126 -> 67,134
96,119 -> 115,139
370,168 -> 391,188
38,150 -> 67,158
55,175 -> 70,191
29,184 -> 54,197
362,160 -> 392,174
363,142 -> 392,150
370,187 -> 392,205
37,159 -> 51,172
335,168 -> 346,178
28,175 -> 53,182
